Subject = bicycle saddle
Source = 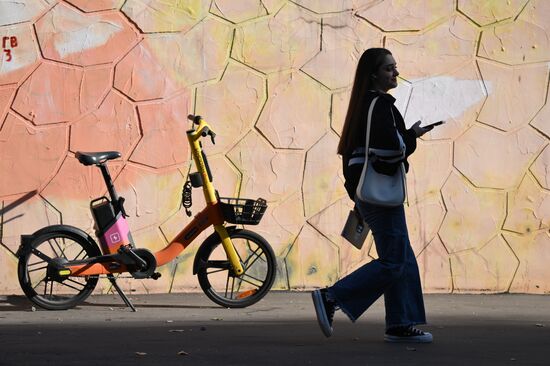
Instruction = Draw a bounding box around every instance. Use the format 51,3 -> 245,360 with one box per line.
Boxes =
75,151 -> 121,166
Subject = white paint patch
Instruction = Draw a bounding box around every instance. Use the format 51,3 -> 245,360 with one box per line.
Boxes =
55,23 -> 120,58
51,6 -> 122,59
391,80 -> 412,116
397,76 -> 493,128
0,1 -> 46,26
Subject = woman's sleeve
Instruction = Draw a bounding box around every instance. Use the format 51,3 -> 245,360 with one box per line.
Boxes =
369,101 -> 401,151
342,157 -> 362,201
403,127 -> 417,158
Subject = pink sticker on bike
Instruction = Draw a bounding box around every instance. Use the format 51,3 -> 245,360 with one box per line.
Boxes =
102,216 -> 130,251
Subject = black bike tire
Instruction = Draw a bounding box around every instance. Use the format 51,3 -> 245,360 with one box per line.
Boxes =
17,230 -> 101,310
196,229 -> 276,308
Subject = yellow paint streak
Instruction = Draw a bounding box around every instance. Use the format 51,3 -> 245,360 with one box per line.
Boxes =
151,0 -> 204,30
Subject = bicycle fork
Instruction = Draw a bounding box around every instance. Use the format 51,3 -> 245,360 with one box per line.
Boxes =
214,225 -> 244,276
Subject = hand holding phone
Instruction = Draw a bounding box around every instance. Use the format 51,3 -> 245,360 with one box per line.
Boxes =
422,120 -> 445,129
412,120 -> 445,137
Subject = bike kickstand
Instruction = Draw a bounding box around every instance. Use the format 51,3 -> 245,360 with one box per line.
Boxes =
107,274 -> 136,312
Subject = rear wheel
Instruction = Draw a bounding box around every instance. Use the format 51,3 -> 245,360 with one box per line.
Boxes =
18,230 -> 101,310
196,229 -> 276,308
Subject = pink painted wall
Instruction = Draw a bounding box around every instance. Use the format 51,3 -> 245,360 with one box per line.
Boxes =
1,0 -> 549,295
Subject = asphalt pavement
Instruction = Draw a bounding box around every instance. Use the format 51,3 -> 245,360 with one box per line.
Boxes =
0,292 -> 548,366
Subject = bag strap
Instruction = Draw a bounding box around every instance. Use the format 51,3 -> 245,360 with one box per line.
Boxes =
364,96 -> 379,156
356,97 -> 379,201
389,107 -> 396,127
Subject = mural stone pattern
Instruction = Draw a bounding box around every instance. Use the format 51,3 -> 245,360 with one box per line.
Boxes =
0,0 -> 549,296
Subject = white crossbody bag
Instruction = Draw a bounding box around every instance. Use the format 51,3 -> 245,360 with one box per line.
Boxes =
355,96 -> 407,207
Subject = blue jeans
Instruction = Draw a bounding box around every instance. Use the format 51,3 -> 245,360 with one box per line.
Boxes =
328,201 -> 426,328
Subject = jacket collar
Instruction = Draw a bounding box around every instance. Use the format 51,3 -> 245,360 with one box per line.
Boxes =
368,90 -> 396,104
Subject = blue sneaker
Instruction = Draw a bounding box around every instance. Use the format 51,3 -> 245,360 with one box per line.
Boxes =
312,289 -> 336,337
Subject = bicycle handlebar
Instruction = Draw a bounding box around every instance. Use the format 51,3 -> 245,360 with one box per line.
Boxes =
188,114 -> 202,125
187,114 -> 216,145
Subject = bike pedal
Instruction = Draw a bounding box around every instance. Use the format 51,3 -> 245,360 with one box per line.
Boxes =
151,272 -> 162,280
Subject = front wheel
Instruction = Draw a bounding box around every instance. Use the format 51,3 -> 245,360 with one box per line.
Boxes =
17,229 -> 101,310
196,229 -> 276,308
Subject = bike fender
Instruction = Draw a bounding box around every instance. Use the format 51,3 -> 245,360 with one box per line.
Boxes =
192,226 -> 239,275
16,225 -> 99,258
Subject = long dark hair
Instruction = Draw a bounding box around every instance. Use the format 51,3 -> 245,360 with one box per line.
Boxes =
337,48 -> 392,156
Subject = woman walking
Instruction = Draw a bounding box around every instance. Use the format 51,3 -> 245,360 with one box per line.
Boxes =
312,48 -> 434,343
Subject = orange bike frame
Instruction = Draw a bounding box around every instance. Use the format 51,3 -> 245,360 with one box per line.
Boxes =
65,117 -> 244,277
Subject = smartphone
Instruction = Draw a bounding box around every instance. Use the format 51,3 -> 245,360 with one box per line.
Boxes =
423,120 -> 445,129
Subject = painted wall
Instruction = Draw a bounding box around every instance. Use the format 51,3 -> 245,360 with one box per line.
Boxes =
0,0 -> 549,295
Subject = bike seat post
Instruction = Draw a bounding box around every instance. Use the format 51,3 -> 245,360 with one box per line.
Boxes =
98,163 -> 121,210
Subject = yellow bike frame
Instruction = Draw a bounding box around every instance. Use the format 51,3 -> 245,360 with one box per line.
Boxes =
185,118 -> 244,276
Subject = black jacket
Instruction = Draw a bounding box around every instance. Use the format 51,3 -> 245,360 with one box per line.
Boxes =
342,91 -> 417,200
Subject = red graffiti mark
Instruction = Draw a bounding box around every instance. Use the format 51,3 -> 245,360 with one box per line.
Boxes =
2,36 -> 18,62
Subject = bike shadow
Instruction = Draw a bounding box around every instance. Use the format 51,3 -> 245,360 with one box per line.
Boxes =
81,301 -> 219,310
0,295 -> 33,311
0,295 -> 219,311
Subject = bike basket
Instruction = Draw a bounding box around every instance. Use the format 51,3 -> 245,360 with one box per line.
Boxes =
219,197 -> 267,225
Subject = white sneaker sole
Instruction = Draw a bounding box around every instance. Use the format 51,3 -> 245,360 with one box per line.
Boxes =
312,290 -> 333,338
384,332 -> 433,343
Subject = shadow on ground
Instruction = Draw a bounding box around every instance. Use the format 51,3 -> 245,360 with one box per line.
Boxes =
0,317 -> 547,365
